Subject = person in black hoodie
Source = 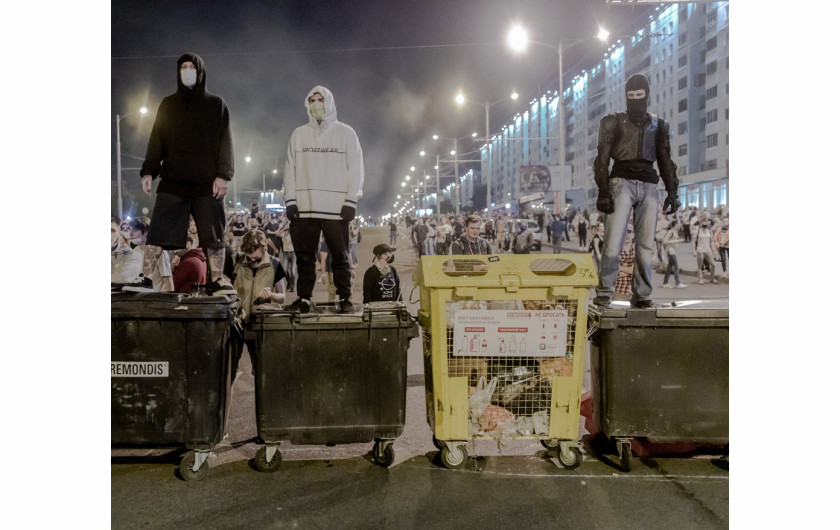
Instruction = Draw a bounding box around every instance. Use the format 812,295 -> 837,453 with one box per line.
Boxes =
137,52 -> 235,294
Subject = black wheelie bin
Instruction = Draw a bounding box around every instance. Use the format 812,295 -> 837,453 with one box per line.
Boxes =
587,299 -> 729,472
111,292 -> 240,481
249,301 -> 419,471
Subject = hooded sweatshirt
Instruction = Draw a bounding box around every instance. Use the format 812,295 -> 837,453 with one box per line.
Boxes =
141,52 -> 234,198
284,86 -> 364,220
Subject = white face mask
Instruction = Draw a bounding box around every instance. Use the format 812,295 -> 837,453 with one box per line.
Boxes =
130,237 -> 144,246
180,68 -> 197,88
309,100 -> 326,121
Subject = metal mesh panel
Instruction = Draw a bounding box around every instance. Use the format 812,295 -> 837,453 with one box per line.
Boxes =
443,298 -> 579,438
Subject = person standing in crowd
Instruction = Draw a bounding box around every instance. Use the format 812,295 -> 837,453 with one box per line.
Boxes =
231,213 -> 247,254
411,217 -> 429,258
714,214 -> 729,278
349,219 -> 360,268
111,221 -> 143,284
138,52 -> 234,294
284,85 -> 364,314
513,222 -> 534,254
451,214 -> 492,254
694,220 -> 720,284
279,218 -> 296,293
589,222 -> 605,271
230,229 -> 286,376
389,219 -> 398,247
680,207 -> 692,243
172,235 -> 207,293
550,214 -> 565,253
575,211 -> 589,251
435,216 -> 453,255
660,220 -> 687,288
263,213 -> 281,257
614,225 -> 635,300
452,216 -> 464,241
122,216 -> 173,292
425,217 -> 437,255
591,73 -> 681,309
363,244 -> 402,304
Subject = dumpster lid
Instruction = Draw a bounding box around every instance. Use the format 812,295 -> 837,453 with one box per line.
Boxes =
111,292 -> 240,319
591,299 -> 729,319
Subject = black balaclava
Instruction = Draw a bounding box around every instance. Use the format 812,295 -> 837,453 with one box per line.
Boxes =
625,74 -> 650,125
176,52 -> 206,95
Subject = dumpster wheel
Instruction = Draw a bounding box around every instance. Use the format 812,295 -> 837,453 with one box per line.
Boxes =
373,440 -> 395,468
617,439 -> 632,473
540,438 -> 561,450
179,451 -> 209,481
255,445 -> 283,473
557,442 -> 582,470
441,443 -> 468,470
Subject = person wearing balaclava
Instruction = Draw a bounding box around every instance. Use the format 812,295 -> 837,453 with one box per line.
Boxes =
591,73 -> 681,310
284,86 -> 365,314
132,52 -> 235,295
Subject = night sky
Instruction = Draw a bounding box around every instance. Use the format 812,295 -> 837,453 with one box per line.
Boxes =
111,0 -> 658,219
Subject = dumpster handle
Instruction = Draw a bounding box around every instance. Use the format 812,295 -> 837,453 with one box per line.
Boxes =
408,284 -> 420,304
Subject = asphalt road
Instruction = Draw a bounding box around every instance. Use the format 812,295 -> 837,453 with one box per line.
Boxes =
111,224 -> 729,528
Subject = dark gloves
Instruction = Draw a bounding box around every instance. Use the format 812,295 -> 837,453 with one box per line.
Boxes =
662,192 -> 681,215
596,189 -> 614,214
340,205 -> 356,222
286,204 -> 299,220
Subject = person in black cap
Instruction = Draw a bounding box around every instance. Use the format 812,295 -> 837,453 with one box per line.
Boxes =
363,244 -> 401,304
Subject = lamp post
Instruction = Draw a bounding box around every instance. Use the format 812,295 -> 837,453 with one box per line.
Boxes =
115,106 -> 147,220
455,90 -> 519,215
431,133 -> 480,216
507,24 -> 609,215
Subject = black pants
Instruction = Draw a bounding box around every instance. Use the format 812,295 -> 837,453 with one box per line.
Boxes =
290,218 -> 351,300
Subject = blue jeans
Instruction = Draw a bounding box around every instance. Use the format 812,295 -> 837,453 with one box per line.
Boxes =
596,178 -> 659,304
390,231 -> 397,246
663,253 -> 680,285
719,247 -> 728,272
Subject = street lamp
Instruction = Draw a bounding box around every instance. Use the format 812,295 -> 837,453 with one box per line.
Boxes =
506,23 -> 609,215
455,90 -> 519,215
115,106 -> 147,220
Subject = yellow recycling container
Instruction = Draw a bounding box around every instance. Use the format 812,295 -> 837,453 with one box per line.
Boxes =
412,254 -> 598,469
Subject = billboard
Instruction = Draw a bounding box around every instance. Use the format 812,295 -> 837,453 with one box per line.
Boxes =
519,165 -> 551,195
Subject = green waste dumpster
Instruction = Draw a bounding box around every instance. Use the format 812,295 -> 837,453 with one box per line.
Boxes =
588,299 -> 729,472
111,292 -> 240,481
249,302 -> 419,471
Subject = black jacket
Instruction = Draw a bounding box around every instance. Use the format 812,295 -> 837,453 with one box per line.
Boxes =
141,52 -> 234,198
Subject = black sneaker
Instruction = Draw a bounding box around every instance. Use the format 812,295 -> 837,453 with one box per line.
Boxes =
338,298 -> 354,314
121,276 -> 154,292
206,278 -> 236,296
631,299 -> 654,309
591,296 -> 611,308
291,297 -> 312,314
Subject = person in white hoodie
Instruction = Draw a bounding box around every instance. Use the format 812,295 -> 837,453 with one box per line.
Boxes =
284,86 -> 364,314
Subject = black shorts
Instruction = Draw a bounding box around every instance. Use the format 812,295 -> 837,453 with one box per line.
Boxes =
146,192 -> 225,250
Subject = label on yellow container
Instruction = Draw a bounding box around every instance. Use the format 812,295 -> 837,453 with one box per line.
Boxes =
453,309 -> 567,357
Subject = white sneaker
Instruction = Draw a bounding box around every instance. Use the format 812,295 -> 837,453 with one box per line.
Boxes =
698,279 -> 706,285
661,284 -> 673,289
676,283 -> 687,288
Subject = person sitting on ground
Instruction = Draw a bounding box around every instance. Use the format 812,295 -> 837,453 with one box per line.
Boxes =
451,214 -> 492,255
111,221 -> 143,284
363,244 -> 402,304
172,235 -> 207,293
